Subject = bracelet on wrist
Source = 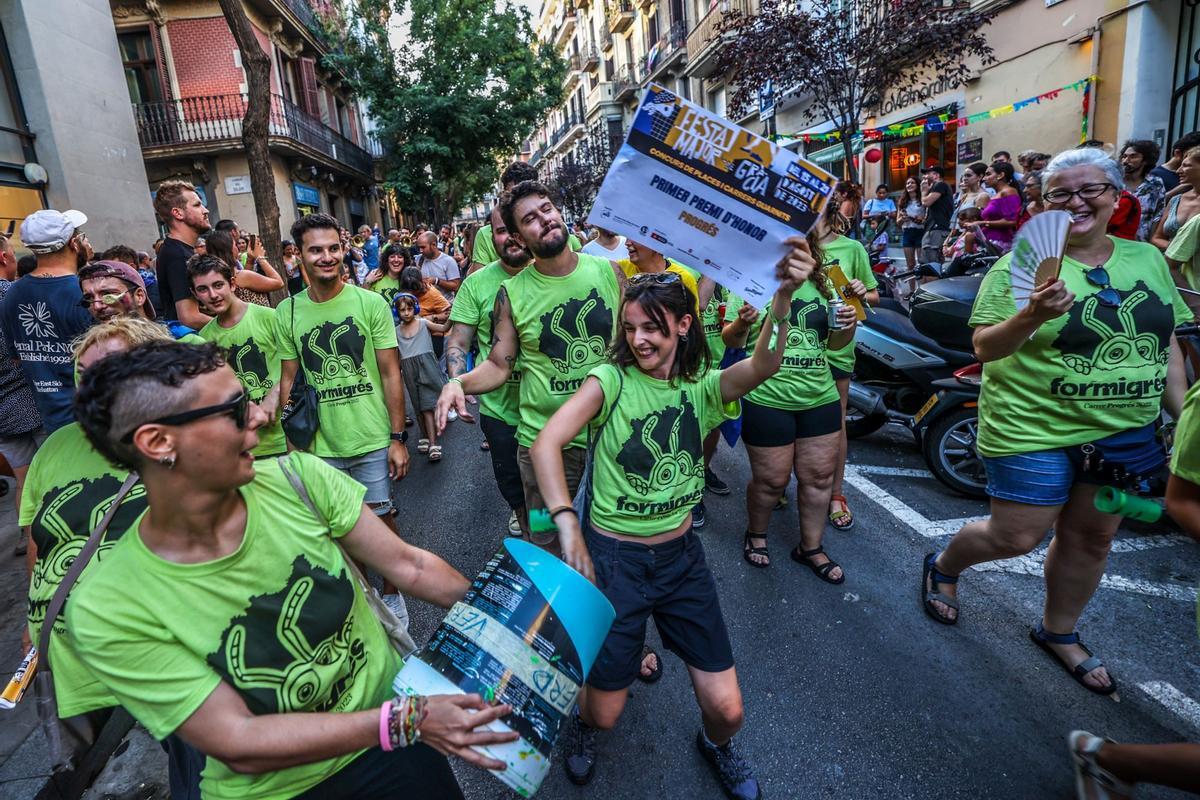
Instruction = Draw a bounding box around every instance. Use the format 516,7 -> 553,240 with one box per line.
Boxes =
549,506 -> 577,521
769,310 -> 787,327
379,700 -> 395,751
448,377 -> 463,387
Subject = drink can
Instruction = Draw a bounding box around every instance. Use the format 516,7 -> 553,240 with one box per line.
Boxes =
828,296 -> 848,330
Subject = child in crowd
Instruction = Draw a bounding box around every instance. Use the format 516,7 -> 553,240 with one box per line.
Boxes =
395,293 -> 447,461
943,206 -> 983,262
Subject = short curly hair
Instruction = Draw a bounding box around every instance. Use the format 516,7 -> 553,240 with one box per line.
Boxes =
75,341 -> 228,469
499,180 -> 555,236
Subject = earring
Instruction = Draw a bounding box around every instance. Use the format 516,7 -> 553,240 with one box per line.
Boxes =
680,332 -> 688,342
159,454 -> 176,469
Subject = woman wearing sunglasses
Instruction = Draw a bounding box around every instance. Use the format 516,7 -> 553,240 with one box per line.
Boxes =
922,147 -> 1191,697
65,341 -> 517,799
530,250 -> 809,798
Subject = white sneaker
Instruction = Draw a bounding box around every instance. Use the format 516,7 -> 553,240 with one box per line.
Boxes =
507,510 -> 521,536
447,409 -> 458,422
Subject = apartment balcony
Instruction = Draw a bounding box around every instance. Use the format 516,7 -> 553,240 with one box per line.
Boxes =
613,63 -> 639,101
685,0 -> 751,78
586,80 -> 620,111
554,11 -> 578,49
564,56 -> 584,92
642,18 -> 688,84
607,0 -> 634,33
582,44 -> 600,71
132,93 -> 376,179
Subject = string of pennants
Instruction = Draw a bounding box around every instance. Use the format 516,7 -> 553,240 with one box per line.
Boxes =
772,76 -> 1098,144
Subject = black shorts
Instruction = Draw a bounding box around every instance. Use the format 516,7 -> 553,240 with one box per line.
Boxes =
741,399 -> 842,447
479,413 -> 524,512
292,744 -> 462,800
586,525 -> 734,691
830,365 -> 852,381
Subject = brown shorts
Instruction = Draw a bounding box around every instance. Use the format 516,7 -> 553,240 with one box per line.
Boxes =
516,444 -> 587,546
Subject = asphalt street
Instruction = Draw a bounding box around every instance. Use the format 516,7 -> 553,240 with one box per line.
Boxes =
1,414 -> 1197,800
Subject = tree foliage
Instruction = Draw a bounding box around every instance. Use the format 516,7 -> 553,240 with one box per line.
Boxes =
326,0 -> 566,220
716,0 -> 997,180
547,136 -> 617,221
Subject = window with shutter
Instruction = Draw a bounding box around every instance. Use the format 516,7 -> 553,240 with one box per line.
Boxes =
298,57 -> 320,116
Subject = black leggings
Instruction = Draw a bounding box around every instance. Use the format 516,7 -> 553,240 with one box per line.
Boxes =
292,745 -> 463,800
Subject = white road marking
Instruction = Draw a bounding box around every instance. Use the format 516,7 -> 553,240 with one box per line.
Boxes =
845,464 -> 1196,602
1138,682 -> 1200,733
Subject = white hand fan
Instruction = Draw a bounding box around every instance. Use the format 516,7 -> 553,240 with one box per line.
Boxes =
1009,210 -> 1071,311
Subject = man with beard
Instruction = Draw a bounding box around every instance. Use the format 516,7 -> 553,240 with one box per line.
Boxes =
153,181 -> 212,329
1120,140 -> 1166,242
471,162 -> 583,272
0,209 -> 94,433
445,206 -> 533,538
276,213 -> 412,616
437,181 -> 623,566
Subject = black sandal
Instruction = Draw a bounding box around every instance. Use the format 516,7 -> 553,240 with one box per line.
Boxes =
791,546 -> 844,584
742,531 -> 770,569
636,645 -> 663,684
1029,623 -> 1117,696
922,552 -> 959,625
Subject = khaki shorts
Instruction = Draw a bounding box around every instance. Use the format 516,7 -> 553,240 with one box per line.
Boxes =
516,445 -> 587,546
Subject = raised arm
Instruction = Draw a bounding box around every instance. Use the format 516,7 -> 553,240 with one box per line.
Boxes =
436,288 -> 517,432
529,377 -> 604,581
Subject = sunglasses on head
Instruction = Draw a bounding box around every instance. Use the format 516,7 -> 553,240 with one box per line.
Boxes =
121,391 -> 249,443
1084,266 -> 1121,309
628,271 -> 682,286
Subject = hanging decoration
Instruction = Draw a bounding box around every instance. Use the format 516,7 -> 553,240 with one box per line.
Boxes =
772,76 -> 1098,145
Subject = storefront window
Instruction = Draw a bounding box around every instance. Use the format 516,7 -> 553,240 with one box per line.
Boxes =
880,108 -> 957,190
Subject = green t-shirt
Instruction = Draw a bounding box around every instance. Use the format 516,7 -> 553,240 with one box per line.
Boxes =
970,236 -> 1191,457
369,274 -> 403,309
1172,380 -> 1200,486
588,365 -> 737,535
702,286 -> 729,365
20,423 -> 148,716
505,253 -> 621,448
199,304 -> 286,456
67,454 -> 400,800
449,260 -> 523,426
822,236 -> 876,372
730,282 -> 840,411
1166,213 -> 1200,291
275,285 -> 399,458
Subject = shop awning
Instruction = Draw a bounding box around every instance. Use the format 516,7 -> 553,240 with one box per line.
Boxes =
806,134 -> 863,165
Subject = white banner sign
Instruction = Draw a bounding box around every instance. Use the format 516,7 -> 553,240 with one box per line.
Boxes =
588,84 -> 837,303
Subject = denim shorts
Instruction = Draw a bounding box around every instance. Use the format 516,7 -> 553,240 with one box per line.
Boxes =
980,448 -> 1077,506
321,447 -> 392,512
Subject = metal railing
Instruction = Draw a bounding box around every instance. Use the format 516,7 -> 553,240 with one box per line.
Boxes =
132,93 -> 376,176
687,0 -> 749,69
613,63 -> 639,98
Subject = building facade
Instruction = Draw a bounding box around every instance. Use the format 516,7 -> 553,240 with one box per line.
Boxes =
111,0 -> 391,239
524,0 -> 1193,202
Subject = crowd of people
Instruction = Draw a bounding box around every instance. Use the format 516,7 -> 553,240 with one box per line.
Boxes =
1,131 -> 1199,800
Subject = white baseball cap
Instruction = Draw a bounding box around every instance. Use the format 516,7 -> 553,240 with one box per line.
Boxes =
20,209 -> 88,254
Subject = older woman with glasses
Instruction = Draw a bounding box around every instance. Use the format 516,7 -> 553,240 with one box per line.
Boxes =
921,148 -> 1190,696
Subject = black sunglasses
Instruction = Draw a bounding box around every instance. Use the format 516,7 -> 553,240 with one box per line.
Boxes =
628,271 -> 682,286
1085,266 -> 1121,309
121,391 -> 249,443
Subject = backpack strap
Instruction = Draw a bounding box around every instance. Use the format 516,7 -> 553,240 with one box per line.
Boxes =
38,472 -> 140,669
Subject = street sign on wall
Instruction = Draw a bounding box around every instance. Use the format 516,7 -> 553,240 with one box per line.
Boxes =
224,175 -> 252,195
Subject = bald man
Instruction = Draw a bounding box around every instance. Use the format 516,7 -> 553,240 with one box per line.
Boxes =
417,230 -> 461,299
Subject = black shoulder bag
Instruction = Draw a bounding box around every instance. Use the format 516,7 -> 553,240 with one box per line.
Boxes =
280,295 -> 320,450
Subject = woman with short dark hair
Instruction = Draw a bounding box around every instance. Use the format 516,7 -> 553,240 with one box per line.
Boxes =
67,341 -> 516,799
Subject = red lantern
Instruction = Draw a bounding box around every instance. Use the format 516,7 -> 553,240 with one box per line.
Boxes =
864,147 -> 883,164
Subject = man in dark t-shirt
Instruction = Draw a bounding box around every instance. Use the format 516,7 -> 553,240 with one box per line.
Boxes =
920,166 -> 954,263
0,210 -> 94,433
152,180 -> 212,328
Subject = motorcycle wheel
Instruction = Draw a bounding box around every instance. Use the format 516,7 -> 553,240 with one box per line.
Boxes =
846,410 -> 888,439
921,406 -> 988,499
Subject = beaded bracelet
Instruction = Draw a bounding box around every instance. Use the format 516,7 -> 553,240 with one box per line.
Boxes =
384,694 -> 429,750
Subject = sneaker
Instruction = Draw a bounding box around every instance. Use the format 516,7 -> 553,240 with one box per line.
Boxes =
563,708 -> 597,785
692,500 -> 707,529
507,510 -> 521,536
447,409 -> 459,422
705,468 -> 731,496
696,731 -> 762,800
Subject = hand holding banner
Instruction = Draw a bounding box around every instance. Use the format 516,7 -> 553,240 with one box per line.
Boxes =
588,84 -> 837,303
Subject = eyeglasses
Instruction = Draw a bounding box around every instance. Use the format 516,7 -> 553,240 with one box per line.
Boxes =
628,271 -> 682,286
121,391 -> 249,443
1084,266 -> 1121,309
80,290 -> 130,308
1043,183 -> 1116,205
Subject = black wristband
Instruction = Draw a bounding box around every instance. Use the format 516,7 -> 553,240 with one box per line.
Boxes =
549,506 -> 577,521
